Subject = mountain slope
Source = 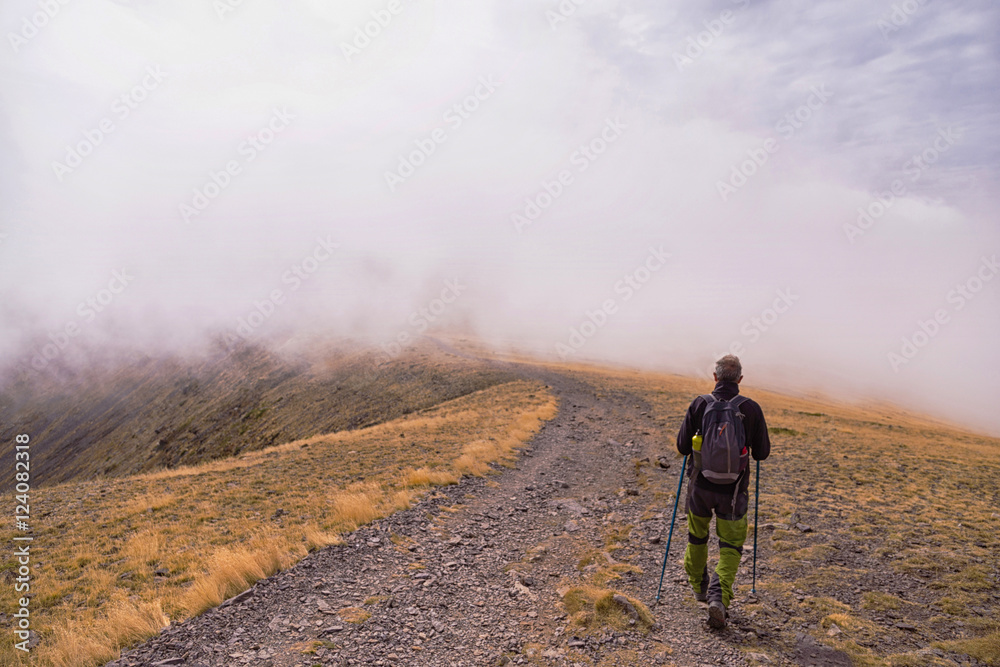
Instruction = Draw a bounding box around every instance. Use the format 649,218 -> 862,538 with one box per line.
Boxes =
0,372 -> 557,667
3,348 -> 998,667
0,340 -> 517,488
109,358 -> 1000,667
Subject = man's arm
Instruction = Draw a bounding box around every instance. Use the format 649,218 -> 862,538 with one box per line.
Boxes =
749,401 -> 771,461
676,398 -> 699,456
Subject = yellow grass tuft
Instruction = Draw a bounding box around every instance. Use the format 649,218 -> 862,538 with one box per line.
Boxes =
338,607 -> 372,624
454,439 -> 500,476
106,600 -> 171,645
390,489 -> 416,510
303,525 -> 344,552
183,543 -> 286,615
405,467 -> 459,487
40,600 -> 169,667
562,586 -> 654,632
125,492 -> 176,515
124,530 -> 166,568
329,488 -> 382,528
862,591 -> 903,612
821,612 -> 880,638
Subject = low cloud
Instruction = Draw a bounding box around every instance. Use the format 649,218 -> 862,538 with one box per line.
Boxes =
1,0 -> 998,435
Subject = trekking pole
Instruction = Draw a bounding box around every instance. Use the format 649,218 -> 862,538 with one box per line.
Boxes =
655,454 -> 687,602
752,459 -> 760,594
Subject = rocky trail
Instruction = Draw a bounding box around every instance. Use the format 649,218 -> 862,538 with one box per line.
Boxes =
108,366 -> 770,667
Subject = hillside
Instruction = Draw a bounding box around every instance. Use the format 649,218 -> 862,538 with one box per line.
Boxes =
0,360 -> 557,667
0,339 -> 517,488
2,346 -> 998,667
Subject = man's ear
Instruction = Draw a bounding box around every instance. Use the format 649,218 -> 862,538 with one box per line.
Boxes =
712,372 -> 718,382
737,375 -> 743,384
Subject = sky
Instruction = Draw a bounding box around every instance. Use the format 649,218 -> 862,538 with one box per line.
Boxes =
1,0 -> 998,434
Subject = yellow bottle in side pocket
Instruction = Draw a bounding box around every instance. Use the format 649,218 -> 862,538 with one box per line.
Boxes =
692,432 -> 703,469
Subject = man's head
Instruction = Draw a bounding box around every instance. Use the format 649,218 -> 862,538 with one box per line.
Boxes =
713,354 -> 743,384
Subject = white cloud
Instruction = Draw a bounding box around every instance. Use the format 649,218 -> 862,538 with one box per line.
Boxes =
1,0 -> 998,434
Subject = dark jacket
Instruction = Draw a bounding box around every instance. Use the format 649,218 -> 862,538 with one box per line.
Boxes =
676,380 -> 770,494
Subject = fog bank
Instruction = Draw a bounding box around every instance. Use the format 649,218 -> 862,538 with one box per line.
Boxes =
2,0 -> 998,435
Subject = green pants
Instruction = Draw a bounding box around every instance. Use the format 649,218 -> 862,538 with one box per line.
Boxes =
684,510 -> 748,607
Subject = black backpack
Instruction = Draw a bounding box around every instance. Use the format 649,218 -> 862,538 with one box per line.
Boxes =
698,395 -> 749,484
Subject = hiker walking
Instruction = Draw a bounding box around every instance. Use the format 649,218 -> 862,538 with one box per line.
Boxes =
676,355 -> 770,628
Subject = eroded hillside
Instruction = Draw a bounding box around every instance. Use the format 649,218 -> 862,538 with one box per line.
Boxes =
0,339 -> 517,487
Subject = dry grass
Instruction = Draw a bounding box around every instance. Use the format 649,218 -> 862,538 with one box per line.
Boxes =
338,607 -> 372,624
182,541 -> 287,615
328,485 -> 384,529
588,563 -> 644,588
125,492 -> 176,514
561,585 -> 654,632
935,632 -> 1000,665
303,525 -> 344,552
405,467 -> 459,487
0,379 -> 558,667
547,360 -> 1000,667
124,530 -> 166,569
862,591 -> 904,612
41,600 -> 169,667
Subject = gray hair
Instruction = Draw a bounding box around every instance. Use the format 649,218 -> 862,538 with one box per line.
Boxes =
715,355 -> 742,382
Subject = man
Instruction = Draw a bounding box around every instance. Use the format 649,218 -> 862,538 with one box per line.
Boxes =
676,355 -> 770,629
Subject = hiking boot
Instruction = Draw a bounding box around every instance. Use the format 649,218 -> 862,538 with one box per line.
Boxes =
707,600 -> 728,629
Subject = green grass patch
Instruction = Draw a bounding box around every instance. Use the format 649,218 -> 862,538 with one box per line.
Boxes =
934,632 -> 1000,665
862,591 -> 903,612
769,426 -> 804,436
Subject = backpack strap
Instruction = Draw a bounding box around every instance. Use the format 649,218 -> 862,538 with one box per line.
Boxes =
728,395 -> 749,418
696,395 -> 715,444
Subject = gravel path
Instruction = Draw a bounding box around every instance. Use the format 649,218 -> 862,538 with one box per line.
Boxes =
108,365 -> 760,667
